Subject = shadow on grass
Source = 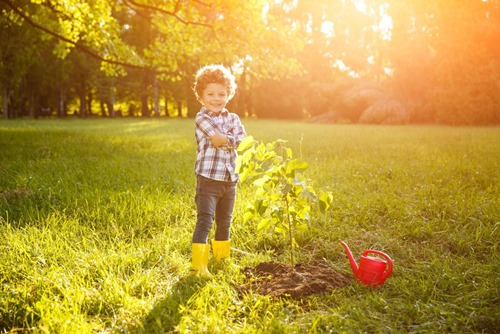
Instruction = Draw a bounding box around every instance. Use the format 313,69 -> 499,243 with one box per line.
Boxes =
136,274 -> 209,333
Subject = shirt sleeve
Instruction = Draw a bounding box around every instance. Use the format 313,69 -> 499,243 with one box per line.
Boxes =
195,113 -> 217,138
226,114 -> 246,149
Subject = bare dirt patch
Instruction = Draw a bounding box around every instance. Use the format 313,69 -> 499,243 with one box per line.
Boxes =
239,261 -> 351,299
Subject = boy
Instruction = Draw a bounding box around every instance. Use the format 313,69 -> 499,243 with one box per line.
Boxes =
191,64 -> 246,276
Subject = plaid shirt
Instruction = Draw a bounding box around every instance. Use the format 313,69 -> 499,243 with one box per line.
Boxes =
194,107 -> 247,182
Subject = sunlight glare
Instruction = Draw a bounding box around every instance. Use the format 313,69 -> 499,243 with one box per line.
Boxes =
335,59 -> 347,71
378,4 -> 393,40
353,0 -> 367,13
321,21 -> 334,37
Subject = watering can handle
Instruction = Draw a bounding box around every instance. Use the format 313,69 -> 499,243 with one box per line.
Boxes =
362,249 -> 393,278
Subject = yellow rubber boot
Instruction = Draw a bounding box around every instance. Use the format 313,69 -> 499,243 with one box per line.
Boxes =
212,240 -> 231,262
191,243 -> 211,277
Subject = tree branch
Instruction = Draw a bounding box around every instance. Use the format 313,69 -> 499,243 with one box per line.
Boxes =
122,0 -> 227,64
0,0 -> 177,75
193,0 -> 213,8
124,0 -> 213,28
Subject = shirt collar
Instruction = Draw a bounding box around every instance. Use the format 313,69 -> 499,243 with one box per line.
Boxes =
201,106 -> 228,117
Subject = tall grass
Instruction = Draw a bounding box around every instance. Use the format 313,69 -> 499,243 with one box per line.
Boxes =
1,119 -> 499,333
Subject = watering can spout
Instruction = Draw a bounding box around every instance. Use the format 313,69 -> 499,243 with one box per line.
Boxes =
340,241 -> 359,276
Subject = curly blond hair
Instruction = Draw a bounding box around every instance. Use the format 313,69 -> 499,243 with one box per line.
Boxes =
193,64 -> 237,103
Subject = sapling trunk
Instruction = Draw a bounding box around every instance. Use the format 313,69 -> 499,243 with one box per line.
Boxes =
238,137 -> 332,272
285,195 -> 294,268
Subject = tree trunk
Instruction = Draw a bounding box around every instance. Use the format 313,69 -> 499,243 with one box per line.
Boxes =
2,87 -> 9,119
164,90 -> 170,117
78,78 -> 87,118
141,94 -> 149,117
58,85 -> 66,117
176,100 -> 182,117
87,90 -> 93,116
100,101 -> 107,117
153,76 -> 159,117
186,79 -> 198,118
141,71 -> 150,117
109,78 -> 115,118
106,101 -> 114,118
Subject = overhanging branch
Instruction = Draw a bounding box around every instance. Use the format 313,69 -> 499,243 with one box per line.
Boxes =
123,0 -> 227,64
0,0 -> 177,75
124,0 -> 213,28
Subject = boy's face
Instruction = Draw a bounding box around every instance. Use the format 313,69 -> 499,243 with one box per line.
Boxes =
201,83 -> 228,114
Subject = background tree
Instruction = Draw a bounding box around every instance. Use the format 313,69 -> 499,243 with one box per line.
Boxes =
0,1 -> 48,118
360,0 -> 500,125
1,0 -> 499,124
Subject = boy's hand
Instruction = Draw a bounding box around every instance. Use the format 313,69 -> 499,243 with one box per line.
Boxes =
210,130 -> 228,147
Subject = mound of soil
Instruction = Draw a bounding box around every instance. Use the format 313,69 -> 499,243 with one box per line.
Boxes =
239,261 -> 351,299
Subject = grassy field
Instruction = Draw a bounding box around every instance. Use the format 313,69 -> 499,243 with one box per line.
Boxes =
0,118 -> 499,333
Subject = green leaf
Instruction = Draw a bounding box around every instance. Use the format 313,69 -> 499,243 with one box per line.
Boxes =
300,185 -> 317,200
319,192 -> 333,213
285,159 -> 308,177
256,142 -> 266,155
257,218 -> 271,231
245,202 -> 256,213
275,226 -> 287,235
235,155 -> 244,173
260,202 -> 269,216
297,205 -> 311,219
239,168 -> 250,183
296,223 -> 308,231
282,183 -> 292,196
237,136 -> 255,153
255,187 -> 266,197
291,159 -> 309,172
253,175 -> 270,187
243,211 -> 254,223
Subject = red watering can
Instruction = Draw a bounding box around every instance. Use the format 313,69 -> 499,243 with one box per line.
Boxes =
340,241 -> 393,287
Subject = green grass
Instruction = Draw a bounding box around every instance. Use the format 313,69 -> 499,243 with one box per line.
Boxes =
1,118 -> 499,333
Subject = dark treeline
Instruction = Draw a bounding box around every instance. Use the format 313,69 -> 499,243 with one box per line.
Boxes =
1,0 -> 499,125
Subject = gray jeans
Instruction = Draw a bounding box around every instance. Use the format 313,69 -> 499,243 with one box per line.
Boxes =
192,175 -> 237,244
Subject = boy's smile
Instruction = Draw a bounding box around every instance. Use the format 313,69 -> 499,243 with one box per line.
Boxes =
201,83 -> 229,114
